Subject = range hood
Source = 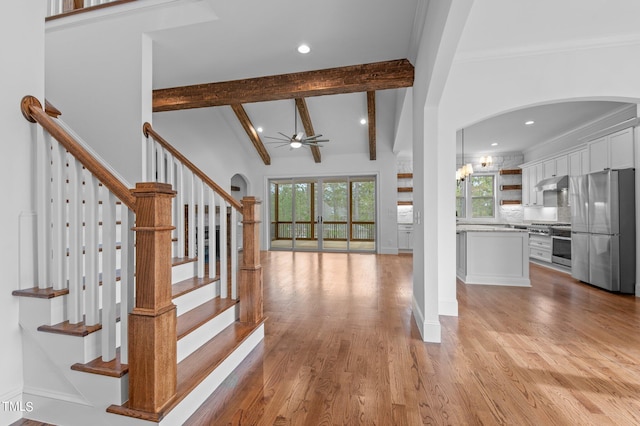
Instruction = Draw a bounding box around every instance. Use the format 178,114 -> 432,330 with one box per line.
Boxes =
535,175 -> 568,191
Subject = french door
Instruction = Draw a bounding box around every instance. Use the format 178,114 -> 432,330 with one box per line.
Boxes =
269,176 -> 376,252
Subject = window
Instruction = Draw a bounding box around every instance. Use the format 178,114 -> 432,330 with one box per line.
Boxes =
470,175 -> 495,218
456,180 -> 465,218
456,174 -> 496,219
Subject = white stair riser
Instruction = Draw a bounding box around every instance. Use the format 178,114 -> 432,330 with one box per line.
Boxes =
172,261 -> 196,284
177,304 -> 238,362
160,324 -> 265,426
173,281 -> 219,315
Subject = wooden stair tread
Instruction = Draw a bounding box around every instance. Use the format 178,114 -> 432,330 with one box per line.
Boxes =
12,286 -> 69,299
177,297 -> 238,340
172,275 -> 218,299
172,257 -> 197,266
38,304 -> 121,337
107,319 -> 265,422
9,419 -> 56,426
71,347 -> 128,378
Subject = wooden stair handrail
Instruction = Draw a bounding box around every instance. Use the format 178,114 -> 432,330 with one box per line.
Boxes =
21,96 -> 136,210
143,122 -> 242,211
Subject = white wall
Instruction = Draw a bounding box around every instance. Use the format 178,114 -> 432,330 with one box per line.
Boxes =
45,0 -> 219,185
439,2 -> 640,299
1,1 -> 45,424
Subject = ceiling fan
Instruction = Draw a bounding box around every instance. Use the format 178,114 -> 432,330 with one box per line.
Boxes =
264,102 -> 330,149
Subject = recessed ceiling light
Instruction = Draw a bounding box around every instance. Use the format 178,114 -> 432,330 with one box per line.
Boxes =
297,44 -> 311,54
256,127 -> 263,133
491,142 -> 498,146
360,118 -> 367,125
525,120 -> 535,126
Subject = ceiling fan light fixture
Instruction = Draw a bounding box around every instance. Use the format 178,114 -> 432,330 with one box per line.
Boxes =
290,141 -> 302,149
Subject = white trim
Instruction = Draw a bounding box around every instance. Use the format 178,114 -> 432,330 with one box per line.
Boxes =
0,387 -> 23,403
462,275 -> 531,287
380,247 -> 398,255
22,386 -> 91,406
438,297 -> 458,317
523,104 -> 637,158
455,33 -> 640,64
412,296 -> 441,343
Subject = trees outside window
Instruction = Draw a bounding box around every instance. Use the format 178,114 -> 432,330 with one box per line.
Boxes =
456,174 -> 496,219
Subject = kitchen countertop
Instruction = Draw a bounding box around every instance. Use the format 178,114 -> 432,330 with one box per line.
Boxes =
456,224 -> 528,233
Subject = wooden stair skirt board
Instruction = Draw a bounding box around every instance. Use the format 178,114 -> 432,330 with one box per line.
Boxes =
107,319 -> 265,424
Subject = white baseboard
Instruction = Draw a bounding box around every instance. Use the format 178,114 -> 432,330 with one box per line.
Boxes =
380,246 -> 398,255
0,388 -> 23,426
412,296 -> 441,343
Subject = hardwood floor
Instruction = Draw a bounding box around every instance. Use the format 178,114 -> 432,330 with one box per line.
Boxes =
186,253 -> 640,425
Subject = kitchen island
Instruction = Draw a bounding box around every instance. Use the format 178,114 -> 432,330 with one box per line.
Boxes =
456,225 -> 530,286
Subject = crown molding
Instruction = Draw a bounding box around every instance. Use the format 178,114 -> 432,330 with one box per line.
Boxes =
454,33 -> 640,64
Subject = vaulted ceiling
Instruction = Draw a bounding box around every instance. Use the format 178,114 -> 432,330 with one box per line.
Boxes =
150,0 -> 422,164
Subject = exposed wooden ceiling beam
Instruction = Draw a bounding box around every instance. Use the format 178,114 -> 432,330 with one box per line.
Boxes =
230,104 -> 271,166
295,98 -> 321,163
367,91 -> 376,161
153,59 -> 414,112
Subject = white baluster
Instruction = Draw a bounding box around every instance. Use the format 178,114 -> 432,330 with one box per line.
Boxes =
208,187 -> 216,280
52,142 -> 66,291
188,171 -> 196,258
230,205 -> 238,300
84,173 -> 100,326
37,131 -> 52,289
157,146 -> 165,183
68,157 -> 83,323
119,208 -> 135,364
197,179 -> 205,278
145,135 -> 154,181
150,141 -> 157,182
166,155 -> 175,257
101,191 -> 117,362
219,197 -> 228,298
175,163 -> 185,258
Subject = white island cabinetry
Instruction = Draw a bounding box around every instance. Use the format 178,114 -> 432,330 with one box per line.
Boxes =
456,225 -> 530,287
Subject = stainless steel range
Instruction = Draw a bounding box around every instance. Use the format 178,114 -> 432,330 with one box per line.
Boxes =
550,226 -> 572,267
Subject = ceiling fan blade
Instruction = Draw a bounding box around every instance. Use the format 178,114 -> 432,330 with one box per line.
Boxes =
264,136 -> 290,142
278,132 -> 293,140
308,139 -> 329,143
304,134 -> 323,140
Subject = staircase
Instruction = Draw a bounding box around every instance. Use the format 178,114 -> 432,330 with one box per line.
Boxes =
13,97 -> 265,425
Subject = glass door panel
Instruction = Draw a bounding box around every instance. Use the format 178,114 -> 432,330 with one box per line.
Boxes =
321,178 -> 349,251
269,180 -> 293,249
350,177 -> 376,251
293,180 -> 318,250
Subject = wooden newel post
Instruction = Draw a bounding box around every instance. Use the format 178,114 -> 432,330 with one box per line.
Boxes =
239,196 -> 264,323
128,182 -> 177,413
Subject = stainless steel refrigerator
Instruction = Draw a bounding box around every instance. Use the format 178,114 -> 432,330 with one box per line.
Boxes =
569,169 -> 636,293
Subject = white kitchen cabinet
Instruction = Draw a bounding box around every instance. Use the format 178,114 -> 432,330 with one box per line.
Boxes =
398,224 -> 413,250
521,164 -> 543,207
569,149 -> 588,176
543,155 -> 568,178
529,234 -> 552,263
555,155 -> 569,176
521,167 -> 530,206
589,136 -> 609,173
588,127 -> 634,173
609,127 -> 634,170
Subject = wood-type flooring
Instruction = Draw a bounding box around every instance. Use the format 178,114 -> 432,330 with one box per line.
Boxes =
186,252 -> 640,425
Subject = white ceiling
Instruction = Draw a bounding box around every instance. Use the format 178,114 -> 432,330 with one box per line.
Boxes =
462,101 -> 630,155
150,0 -> 420,162
455,0 -> 640,156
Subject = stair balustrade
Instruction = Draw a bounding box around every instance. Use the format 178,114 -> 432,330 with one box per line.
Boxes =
46,0 -> 137,19
143,122 -> 245,302
20,97 -> 264,420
